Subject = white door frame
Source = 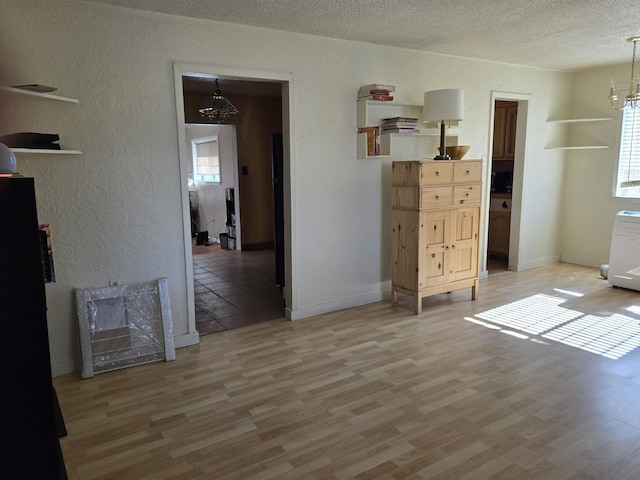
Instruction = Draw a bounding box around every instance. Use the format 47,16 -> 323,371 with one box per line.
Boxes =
173,63 -> 296,340
483,91 -> 531,274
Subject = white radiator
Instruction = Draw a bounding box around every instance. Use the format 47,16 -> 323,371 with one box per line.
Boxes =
608,210 -> 640,291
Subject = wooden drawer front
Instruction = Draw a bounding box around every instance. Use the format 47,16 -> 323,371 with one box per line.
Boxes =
421,162 -> 453,184
421,186 -> 452,208
453,184 -> 481,205
453,162 -> 482,183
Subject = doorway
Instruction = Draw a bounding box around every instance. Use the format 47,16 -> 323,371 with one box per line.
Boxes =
485,92 -> 530,274
174,64 -> 294,338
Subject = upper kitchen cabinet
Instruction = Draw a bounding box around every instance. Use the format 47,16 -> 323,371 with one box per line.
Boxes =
492,101 -> 517,161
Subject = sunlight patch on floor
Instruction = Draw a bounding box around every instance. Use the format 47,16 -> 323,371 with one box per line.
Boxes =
467,293 -> 640,360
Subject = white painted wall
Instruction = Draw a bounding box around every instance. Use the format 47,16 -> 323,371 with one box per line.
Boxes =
1,0 -> 573,375
560,64 -> 638,267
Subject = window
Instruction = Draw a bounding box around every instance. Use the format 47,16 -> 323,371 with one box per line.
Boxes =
192,136 -> 220,183
614,107 -> 640,197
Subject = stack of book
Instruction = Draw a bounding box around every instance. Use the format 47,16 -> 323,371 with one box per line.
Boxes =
357,126 -> 381,156
358,83 -> 395,101
381,116 -> 419,134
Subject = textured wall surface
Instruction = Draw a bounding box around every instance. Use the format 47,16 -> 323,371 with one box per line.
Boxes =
1,0 -> 574,375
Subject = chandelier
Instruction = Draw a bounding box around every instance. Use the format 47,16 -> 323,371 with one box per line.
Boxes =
610,36 -> 640,110
199,79 -> 239,122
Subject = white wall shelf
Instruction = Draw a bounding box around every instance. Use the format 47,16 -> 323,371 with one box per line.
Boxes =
545,116 -> 612,151
1,85 -> 82,154
13,148 -> 83,155
544,145 -> 610,150
356,100 -> 459,159
546,117 -> 612,124
1,86 -> 79,104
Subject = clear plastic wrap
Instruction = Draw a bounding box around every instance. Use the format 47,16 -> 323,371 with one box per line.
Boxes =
75,277 -> 175,378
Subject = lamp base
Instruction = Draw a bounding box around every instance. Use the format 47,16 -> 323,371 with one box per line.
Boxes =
433,155 -> 451,160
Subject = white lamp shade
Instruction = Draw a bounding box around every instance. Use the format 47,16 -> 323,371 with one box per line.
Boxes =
423,89 -> 464,122
0,143 -> 17,174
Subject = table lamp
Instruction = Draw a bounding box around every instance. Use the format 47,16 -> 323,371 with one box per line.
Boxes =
423,89 -> 464,160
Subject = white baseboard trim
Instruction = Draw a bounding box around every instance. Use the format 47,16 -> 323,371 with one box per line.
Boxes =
512,254 -> 560,272
174,331 -> 200,348
287,290 -> 385,321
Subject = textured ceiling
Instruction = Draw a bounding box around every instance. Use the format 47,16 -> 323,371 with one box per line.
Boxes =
85,0 -> 640,71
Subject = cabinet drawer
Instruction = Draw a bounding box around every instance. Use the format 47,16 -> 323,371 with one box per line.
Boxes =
421,186 -> 452,208
453,162 -> 482,183
422,162 -> 453,184
453,184 -> 481,205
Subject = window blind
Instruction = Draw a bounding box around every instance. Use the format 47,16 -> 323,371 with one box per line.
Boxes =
616,106 -> 640,196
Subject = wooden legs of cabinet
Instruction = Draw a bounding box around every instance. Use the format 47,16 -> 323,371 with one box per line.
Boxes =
392,280 -> 479,314
392,285 -> 423,315
471,279 -> 479,300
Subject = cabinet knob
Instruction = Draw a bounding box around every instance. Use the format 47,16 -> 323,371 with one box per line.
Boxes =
445,245 -> 449,250
466,170 -> 470,175
435,171 -> 440,176
465,192 -> 470,197
435,195 -> 440,200
452,244 -> 456,249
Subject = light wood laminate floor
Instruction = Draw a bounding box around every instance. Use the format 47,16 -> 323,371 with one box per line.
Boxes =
55,262 -> 640,479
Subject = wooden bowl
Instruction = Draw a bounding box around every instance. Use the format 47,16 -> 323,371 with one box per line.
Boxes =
442,145 -> 470,160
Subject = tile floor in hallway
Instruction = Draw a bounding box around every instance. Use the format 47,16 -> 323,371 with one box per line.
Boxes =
192,243 -> 285,335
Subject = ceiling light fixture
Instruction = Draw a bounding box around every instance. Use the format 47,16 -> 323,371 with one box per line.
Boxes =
610,36 -> 640,111
199,79 -> 239,123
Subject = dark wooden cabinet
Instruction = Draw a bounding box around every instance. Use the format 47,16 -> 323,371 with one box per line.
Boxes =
0,177 -> 67,479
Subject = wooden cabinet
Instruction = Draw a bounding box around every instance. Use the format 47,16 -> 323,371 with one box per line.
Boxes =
493,101 -> 517,160
391,160 -> 482,314
0,177 -> 67,478
488,193 -> 511,258
488,211 -> 511,257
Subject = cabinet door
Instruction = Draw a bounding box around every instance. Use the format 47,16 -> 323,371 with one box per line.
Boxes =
451,207 -> 480,281
488,211 -> 511,256
492,105 -> 506,159
392,209 -> 420,290
505,105 -> 518,158
420,209 -> 450,288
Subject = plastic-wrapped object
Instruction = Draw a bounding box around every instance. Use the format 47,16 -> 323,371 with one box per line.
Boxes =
75,278 -> 175,378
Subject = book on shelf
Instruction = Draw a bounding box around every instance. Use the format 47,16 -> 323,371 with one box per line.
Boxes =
381,127 -> 418,134
358,126 -> 381,156
381,116 -> 418,124
358,94 -> 394,101
358,83 -> 395,96
381,121 -> 418,128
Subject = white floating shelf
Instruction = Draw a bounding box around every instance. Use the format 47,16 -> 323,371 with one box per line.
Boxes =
546,117 -> 612,123
544,145 -> 609,150
1,86 -> 79,104
13,148 -> 83,155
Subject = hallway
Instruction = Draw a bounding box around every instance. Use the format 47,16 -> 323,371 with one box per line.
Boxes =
192,245 -> 285,335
